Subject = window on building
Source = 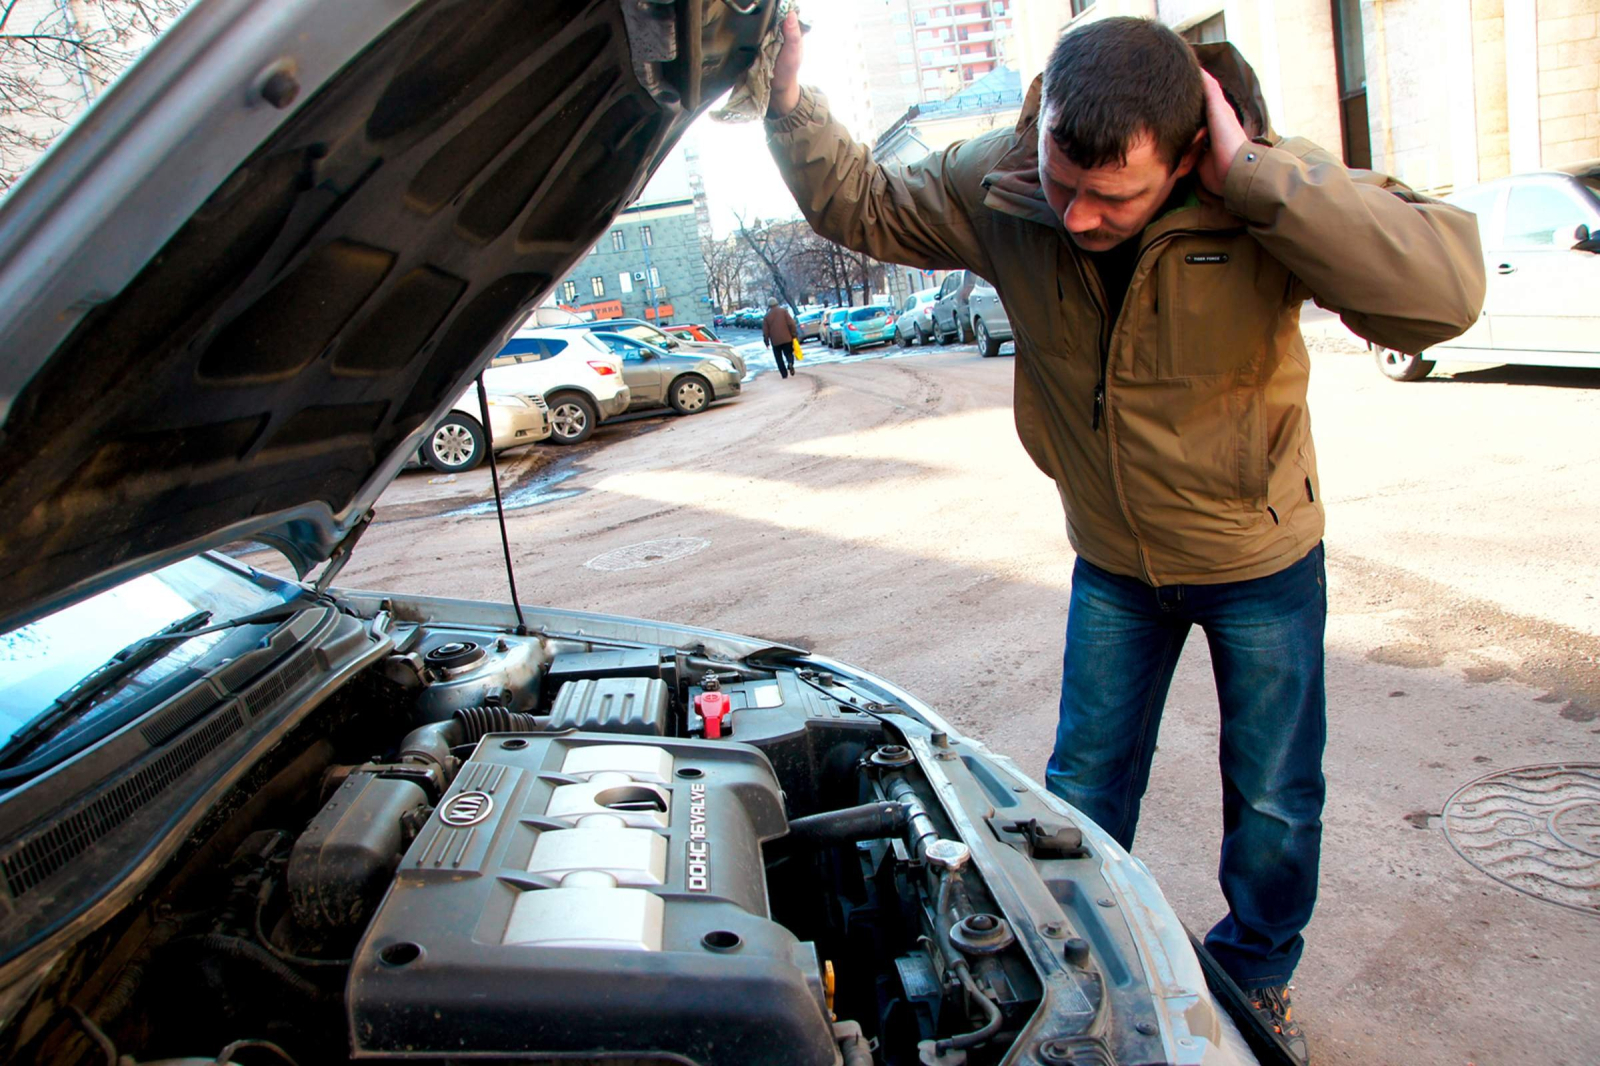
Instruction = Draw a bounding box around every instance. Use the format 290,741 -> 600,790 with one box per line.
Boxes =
648,266 -> 660,288
610,229 -> 625,251
899,49 -> 915,64
1503,185 -> 1589,248
895,29 -> 912,44
901,71 -> 916,84
640,225 -> 653,247
591,276 -> 605,297
1069,0 -> 1094,16
560,280 -> 577,303
1180,13 -> 1226,43
1331,0 -> 1371,169
618,272 -> 633,293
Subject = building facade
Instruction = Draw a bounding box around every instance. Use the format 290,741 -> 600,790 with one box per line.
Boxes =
557,197 -> 711,324
850,0 -> 1020,141
1009,0 -> 1599,195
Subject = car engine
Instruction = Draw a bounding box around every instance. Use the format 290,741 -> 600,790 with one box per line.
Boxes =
0,618 -> 1233,1066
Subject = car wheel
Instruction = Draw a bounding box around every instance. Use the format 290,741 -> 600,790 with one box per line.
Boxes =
546,391 -> 598,444
1374,346 -> 1435,382
975,318 -> 1003,358
423,414 -> 487,473
669,374 -> 712,415
899,328 -> 912,348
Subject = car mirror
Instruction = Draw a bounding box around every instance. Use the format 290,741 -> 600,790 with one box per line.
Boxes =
1574,224 -> 1600,252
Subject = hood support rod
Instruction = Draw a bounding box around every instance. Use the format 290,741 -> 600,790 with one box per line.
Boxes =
475,374 -> 529,635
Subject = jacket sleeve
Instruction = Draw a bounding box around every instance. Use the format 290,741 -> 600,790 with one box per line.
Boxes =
785,310 -> 799,336
767,87 -> 996,278
1222,138 -> 1486,353
761,315 -> 771,346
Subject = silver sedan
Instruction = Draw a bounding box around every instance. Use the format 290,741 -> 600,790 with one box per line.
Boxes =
588,333 -> 743,415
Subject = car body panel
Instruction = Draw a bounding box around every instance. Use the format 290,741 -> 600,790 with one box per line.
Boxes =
1426,166 -> 1600,366
823,308 -> 850,347
0,0 -> 777,634
895,289 -> 939,343
590,332 -> 741,411
487,329 -> 630,419
843,305 -> 895,351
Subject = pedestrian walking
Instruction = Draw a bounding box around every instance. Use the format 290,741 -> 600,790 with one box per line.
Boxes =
762,12 -> 1484,1061
761,297 -> 800,378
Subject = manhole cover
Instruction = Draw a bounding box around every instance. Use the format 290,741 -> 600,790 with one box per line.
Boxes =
585,536 -> 709,573
1442,763 -> 1600,915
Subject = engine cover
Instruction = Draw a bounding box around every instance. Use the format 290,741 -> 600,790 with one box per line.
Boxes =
347,733 -> 836,1065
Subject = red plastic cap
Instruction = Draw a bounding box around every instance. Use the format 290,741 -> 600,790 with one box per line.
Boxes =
694,691 -> 732,739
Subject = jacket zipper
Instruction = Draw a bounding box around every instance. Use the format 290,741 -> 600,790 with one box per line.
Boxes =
1069,226 -> 1236,430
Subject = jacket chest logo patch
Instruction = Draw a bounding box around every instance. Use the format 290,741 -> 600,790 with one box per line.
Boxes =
1184,253 -> 1230,265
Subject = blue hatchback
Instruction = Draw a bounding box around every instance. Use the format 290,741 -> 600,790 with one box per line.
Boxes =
842,305 -> 895,353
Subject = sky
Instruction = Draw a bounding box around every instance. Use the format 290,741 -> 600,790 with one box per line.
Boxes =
675,0 -> 870,238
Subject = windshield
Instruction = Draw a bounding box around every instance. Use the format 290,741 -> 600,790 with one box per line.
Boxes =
1581,176 -> 1599,208
850,307 -> 889,321
0,555 -> 295,748
618,324 -> 679,349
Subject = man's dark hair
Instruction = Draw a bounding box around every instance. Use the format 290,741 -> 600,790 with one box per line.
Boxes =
1041,17 -> 1205,171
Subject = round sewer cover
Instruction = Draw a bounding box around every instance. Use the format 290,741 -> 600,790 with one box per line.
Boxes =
585,536 -> 709,573
1442,763 -> 1600,915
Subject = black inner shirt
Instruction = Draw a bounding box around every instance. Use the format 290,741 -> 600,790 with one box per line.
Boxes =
1086,239 -> 1141,324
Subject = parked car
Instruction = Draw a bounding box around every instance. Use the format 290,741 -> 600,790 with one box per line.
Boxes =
420,385 -> 550,473
895,288 -> 940,346
562,318 -> 745,377
0,3 -> 1283,1065
930,270 -> 1014,356
796,308 -> 826,342
841,304 -> 895,353
1374,162 -> 1600,380
662,322 -> 721,343
823,307 -> 851,347
589,332 -> 742,414
484,328 -> 630,444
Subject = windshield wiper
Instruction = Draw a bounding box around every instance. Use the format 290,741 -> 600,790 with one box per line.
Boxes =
0,601 -> 303,773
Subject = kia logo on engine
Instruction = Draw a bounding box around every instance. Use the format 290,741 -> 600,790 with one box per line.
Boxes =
439,790 -> 493,827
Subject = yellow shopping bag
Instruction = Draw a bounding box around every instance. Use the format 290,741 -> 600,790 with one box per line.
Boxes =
792,338 -> 803,362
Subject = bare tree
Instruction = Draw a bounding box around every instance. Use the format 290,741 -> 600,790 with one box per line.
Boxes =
2,0 -> 191,193
733,211 -> 806,314
700,233 -> 755,314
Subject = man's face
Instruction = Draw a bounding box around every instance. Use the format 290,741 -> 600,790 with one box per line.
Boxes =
1038,115 -> 1200,253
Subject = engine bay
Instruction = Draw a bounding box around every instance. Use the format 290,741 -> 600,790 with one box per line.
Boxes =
0,613 -> 1225,1066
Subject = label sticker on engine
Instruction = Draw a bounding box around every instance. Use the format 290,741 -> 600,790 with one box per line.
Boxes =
687,782 -> 709,891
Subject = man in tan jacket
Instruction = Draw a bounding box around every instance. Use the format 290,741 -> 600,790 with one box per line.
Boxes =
761,297 -> 800,378
765,13 -> 1483,1060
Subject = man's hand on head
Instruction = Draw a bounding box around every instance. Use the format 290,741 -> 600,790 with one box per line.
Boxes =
1196,70 -> 1248,196
768,9 -> 804,119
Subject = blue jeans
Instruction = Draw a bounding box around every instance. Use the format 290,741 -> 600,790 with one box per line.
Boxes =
1045,545 -> 1327,989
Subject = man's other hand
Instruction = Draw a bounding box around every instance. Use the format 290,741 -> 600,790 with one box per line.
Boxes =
768,9 -> 803,119
1197,69 -> 1248,196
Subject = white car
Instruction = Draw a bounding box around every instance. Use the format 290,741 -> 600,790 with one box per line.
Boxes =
1375,162 -> 1600,380
419,387 -> 551,474
483,328 -> 630,444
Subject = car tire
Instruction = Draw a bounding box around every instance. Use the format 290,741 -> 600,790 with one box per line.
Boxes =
423,413 -> 487,473
899,328 -> 912,348
975,318 -> 1004,358
1374,346 -> 1435,382
546,391 -> 598,444
669,374 -> 712,415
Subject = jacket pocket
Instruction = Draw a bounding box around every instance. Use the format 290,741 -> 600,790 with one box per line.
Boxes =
1153,238 -> 1283,380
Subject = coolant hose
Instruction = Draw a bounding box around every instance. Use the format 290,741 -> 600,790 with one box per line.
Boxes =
178,934 -> 331,1005
936,959 -> 1004,1052
884,777 -> 939,859
785,802 -> 910,847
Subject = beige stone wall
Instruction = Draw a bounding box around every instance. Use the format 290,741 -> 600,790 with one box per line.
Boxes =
1473,0 -> 1512,181
1536,0 -> 1600,164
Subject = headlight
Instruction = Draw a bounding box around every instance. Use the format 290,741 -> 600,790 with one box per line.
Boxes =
704,356 -> 737,373
486,394 -> 528,407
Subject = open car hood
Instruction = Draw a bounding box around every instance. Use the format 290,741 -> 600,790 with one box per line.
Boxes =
0,0 -> 777,633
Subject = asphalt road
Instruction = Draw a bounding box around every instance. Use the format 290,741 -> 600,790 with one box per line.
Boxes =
308,323 -> 1600,1066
